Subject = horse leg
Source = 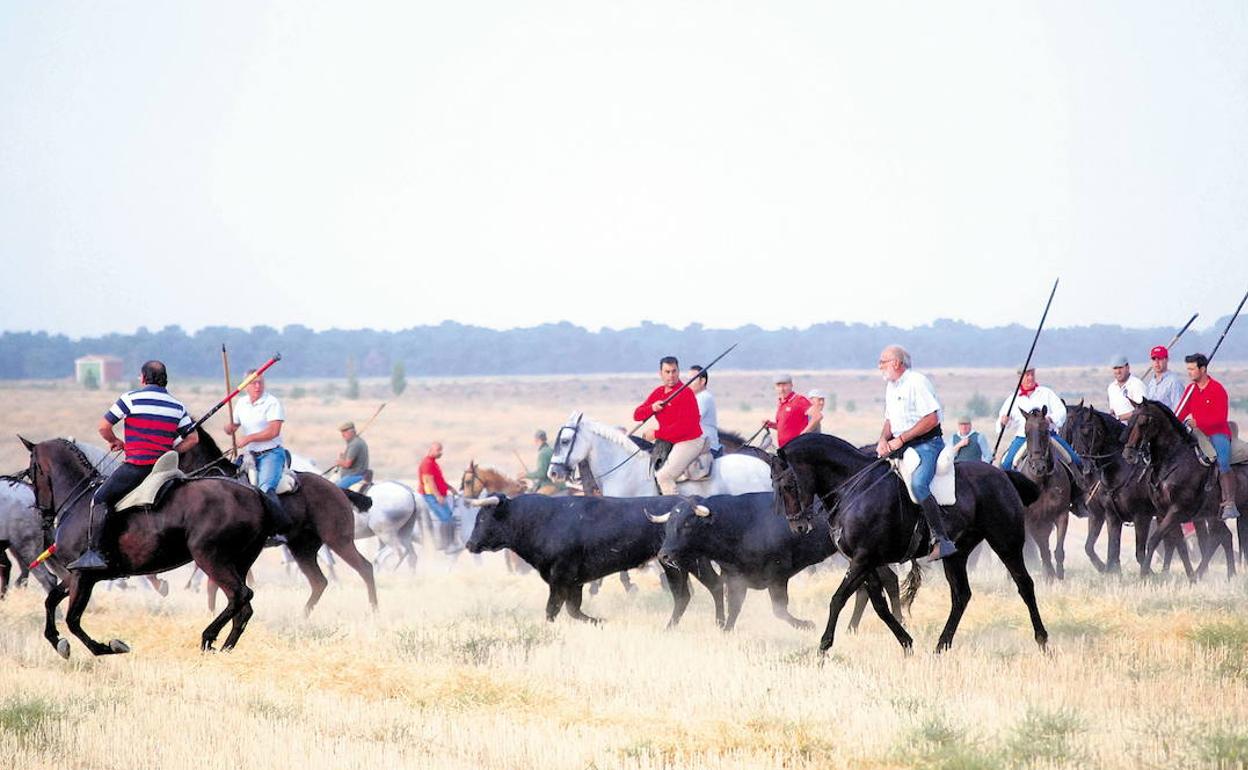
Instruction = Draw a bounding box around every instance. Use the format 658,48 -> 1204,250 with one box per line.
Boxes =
1029,519 -> 1057,582
1105,515 -> 1123,573
1054,511 -> 1069,580
1205,520 -> 1236,579
986,537 -> 1048,651
819,560 -> 871,655
690,557 -> 725,627
563,583 -> 601,625
722,574 -> 748,631
207,579 -> 219,613
618,570 -> 637,594
43,580 -> 70,658
881,566 -> 904,623
1193,520 -> 1215,580
588,577 -> 603,595
1238,516 -> 1248,566
64,575 -> 120,656
847,588 -> 869,634
0,544 -> 9,599
195,562 -> 246,652
289,540 -> 330,618
1134,512 -> 1154,576
324,537 -> 378,611
863,570 -> 913,651
933,552 -> 973,653
219,584 -> 255,651
1083,510 -> 1107,573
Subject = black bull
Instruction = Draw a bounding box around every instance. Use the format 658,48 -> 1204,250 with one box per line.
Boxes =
464,494 -> 724,626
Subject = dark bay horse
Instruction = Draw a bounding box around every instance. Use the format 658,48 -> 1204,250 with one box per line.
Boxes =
18,438 -> 268,656
1017,407 -> 1074,580
1122,399 -> 1240,579
772,433 -> 1048,655
180,427 -> 378,616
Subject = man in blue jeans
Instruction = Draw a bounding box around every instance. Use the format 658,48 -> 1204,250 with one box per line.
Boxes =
333,421 -> 370,489
225,369 -> 293,538
876,345 -> 955,561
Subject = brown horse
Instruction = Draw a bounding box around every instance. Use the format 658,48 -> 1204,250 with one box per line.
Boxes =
1017,407 -> 1075,581
18,437 -> 268,656
461,461 -> 536,575
180,427 -> 378,616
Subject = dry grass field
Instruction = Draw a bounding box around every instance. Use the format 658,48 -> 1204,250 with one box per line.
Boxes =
2,367 -> 1247,769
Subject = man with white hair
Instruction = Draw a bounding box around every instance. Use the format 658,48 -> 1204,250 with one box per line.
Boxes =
876,345 -> 956,561
803,389 -> 827,435
1107,354 -> 1146,423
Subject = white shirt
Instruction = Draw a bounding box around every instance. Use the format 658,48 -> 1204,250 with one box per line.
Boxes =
998,385 -> 1066,438
232,391 -> 285,453
1106,376 -> 1146,421
1144,370 -> 1186,413
884,369 -> 943,436
695,390 -> 721,452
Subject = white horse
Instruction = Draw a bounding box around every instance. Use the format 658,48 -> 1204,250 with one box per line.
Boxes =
546,412 -> 772,497
322,467 -> 421,570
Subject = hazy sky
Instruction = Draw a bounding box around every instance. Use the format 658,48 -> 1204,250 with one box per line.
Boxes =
2,2 -> 1246,338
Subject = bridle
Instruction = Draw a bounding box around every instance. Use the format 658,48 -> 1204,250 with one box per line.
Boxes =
550,414 -> 643,486
775,454 -> 893,524
27,440 -> 113,526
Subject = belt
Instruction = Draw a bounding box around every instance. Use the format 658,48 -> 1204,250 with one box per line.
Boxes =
252,446 -> 285,457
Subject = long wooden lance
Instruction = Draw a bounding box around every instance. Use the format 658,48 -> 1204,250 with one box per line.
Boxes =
323,402 -> 387,476
628,343 -> 738,437
992,278 -> 1059,460
1165,313 -> 1199,351
222,345 -> 238,456
1175,287 -> 1248,416
189,353 -> 281,434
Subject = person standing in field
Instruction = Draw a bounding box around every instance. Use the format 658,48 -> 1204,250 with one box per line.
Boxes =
951,417 -> 992,463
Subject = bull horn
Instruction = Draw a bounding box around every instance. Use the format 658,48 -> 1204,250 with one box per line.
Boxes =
646,511 -> 672,524
465,495 -> 500,508
693,504 -> 711,517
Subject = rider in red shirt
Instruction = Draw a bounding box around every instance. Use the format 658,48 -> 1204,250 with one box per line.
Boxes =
633,356 -> 704,494
1176,353 -> 1239,520
764,373 -> 812,448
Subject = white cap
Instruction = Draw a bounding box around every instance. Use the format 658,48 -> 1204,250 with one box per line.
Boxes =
807,389 -> 826,399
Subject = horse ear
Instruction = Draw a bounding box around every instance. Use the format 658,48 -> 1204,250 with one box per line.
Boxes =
1077,398 -> 1084,408
18,435 -> 35,452
768,454 -> 788,477
1041,405 -> 1048,417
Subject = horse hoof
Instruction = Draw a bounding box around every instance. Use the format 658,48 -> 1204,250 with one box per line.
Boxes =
108,639 -> 130,654
56,638 -> 71,659
795,620 -> 816,631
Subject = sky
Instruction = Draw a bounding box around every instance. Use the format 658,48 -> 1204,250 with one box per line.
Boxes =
1,1 -> 1246,338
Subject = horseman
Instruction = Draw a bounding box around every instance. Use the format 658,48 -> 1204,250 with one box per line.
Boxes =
524,430 -> 563,494
223,368 -> 293,538
333,420 -> 371,489
633,356 -> 705,495
1107,354 -> 1146,423
69,360 -> 199,571
876,345 -> 956,561
688,365 -> 723,458
1144,345 -> 1185,413
763,374 -> 811,449
997,366 -> 1083,472
1175,353 -> 1240,520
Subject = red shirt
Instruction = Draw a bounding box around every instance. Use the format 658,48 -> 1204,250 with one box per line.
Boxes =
768,391 -> 812,448
1176,378 -> 1230,438
633,385 -> 703,443
419,455 -> 450,496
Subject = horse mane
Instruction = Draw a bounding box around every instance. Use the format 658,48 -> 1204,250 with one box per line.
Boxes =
196,424 -> 224,457
718,428 -> 747,446
629,436 -> 654,451
1141,397 -> 1195,446
477,467 -> 523,494
580,418 -> 649,453
53,438 -> 102,478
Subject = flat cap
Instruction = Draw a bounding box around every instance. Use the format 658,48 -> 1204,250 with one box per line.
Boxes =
774,373 -> 793,384
1109,354 -> 1129,368
338,421 -> 355,432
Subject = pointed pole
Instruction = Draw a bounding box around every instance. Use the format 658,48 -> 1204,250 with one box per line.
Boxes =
992,278 -> 1060,460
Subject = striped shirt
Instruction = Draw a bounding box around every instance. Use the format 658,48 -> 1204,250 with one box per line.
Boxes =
105,385 -> 193,465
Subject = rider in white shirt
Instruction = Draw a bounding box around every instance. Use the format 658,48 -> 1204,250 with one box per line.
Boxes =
997,367 -> 1082,470
1106,354 -> 1146,422
689,365 -> 722,457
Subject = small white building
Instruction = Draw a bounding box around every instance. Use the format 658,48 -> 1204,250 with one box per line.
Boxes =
74,355 -> 124,388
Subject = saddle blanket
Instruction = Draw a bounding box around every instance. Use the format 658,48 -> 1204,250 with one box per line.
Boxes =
1191,424 -> 1248,466
117,451 -> 185,510
894,444 -> 957,506
1010,437 -> 1075,471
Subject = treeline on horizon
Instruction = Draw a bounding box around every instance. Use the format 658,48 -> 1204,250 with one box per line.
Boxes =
1,319 -> 1243,381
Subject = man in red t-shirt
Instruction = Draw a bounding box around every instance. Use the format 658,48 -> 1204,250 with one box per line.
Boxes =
633,356 -> 705,494
419,442 -> 461,551
763,373 -> 812,448
1176,353 -> 1239,520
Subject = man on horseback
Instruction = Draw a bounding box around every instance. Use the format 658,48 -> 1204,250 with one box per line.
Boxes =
1107,354 -> 1146,422
224,369 -> 293,538
333,421 -> 371,489
1144,346 -> 1185,413
689,365 -> 723,458
524,430 -> 563,494
804,389 -> 828,435
420,442 -> 461,552
69,360 -> 199,571
633,356 -> 705,495
1176,353 -> 1240,520
876,345 -> 956,561
763,374 -> 811,449
997,366 -> 1083,471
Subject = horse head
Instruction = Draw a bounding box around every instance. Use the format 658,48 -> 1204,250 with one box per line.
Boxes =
547,411 -> 587,484
770,453 -> 815,535
1022,406 -> 1054,474
460,460 -> 483,497
1123,398 -> 1189,464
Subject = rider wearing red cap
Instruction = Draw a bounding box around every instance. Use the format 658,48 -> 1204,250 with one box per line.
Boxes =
1144,345 -> 1185,413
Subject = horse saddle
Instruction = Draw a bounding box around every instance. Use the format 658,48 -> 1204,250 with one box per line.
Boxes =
116,451 -> 186,511
243,455 -> 300,495
347,479 -> 374,495
1190,424 -> 1248,467
893,444 -> 957,505
1009,437 -> 1075,471
651,439 -> 714,483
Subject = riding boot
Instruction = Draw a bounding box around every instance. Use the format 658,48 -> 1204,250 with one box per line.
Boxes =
1219,473 -> 1241,521
441,519 -> 463,554
68,502 -> 110,571
918,496 -> 957,562
263,490 -> 292,546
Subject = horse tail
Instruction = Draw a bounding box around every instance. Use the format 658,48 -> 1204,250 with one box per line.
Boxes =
1004,470 -> 1041,507
344,489 -> 373,511
900,559 -> 923,614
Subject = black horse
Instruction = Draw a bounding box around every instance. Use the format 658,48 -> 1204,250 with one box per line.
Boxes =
772,432 -> 1048,655
18,437 -> 269,656
1122,399 -> 1241,578
178,427 -> 379,616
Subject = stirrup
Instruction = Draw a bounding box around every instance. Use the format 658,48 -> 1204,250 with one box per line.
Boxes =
1222,503 -> 1241,521
67,549 -> 108,571
924,539 -> 957,562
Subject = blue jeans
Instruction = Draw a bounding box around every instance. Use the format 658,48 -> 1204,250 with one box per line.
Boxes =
910,436 -> 945,502
336,473 -> 365,489
254,448 -> 287,494
1211,433 -> 1232,473
1001,433 -> 1083,470
424,494 -> 453,523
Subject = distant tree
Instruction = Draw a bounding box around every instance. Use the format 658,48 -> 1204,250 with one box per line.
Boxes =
346,357 -> 360,400
81,367 -> 99,390
827,392 -> 838,412
966,392 -> 992,418
845,400 -> 856,413
391,361 -> 407,396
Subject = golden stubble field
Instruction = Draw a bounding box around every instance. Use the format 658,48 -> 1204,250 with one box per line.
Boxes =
2,367 -> 1247,770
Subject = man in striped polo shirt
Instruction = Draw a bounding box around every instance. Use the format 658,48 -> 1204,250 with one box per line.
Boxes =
69,360 -> 199,571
